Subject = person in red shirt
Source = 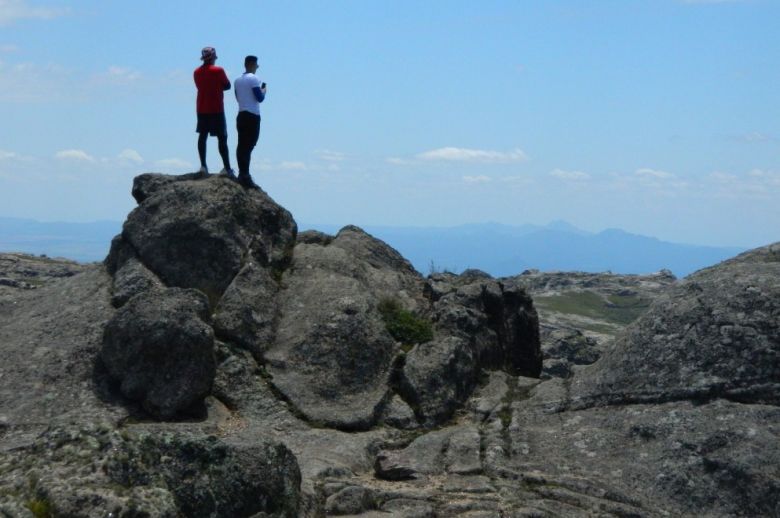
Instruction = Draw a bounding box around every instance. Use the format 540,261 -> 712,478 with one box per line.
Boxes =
194,47 -> 234,177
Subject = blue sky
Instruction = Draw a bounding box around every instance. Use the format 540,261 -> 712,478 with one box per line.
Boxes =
0,0 -> 778,247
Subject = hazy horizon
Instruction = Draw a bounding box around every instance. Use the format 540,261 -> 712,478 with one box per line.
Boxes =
0,215 -> 749,277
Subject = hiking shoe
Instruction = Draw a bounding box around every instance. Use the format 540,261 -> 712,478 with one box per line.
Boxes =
238,173 -> 259,189
195,165 -> 209,178
219,168 -> 237,180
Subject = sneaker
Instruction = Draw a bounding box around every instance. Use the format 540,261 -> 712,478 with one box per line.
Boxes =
219,168 -> 237,180
195,165 -> 208,179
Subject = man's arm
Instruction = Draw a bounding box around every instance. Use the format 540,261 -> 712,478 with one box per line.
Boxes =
252,86 -> 265,103
221,70 -> 231,91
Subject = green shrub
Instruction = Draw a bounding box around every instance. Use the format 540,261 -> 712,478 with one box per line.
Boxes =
378,298 -> 433,347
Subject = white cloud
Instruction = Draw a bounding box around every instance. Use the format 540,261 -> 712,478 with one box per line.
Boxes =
0,61 -> 74,102
92,65 -> 142,85
118,149 -> 144,164
0,0 -> 68,25
499,175 -> 533,184
55,149 -> 95,162
748,169 -> 780,185
316,150 -> 346,162
707,169 -> 780,199
0,149 -> 17,160
386,157 -> 409,165
710,172 -> 738,183
635,168 -> 675,179
463,175 -> 491,184
154,158 -> 192,171
550,168 -> 591,181
279,161 -> 307,170
738,131 -> 774,143
0,43 -> 18,53
417,147 -> 528,163
608,168 -> 688,196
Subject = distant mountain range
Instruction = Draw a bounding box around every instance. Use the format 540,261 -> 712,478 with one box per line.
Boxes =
0,216 -> 746,278
301,221 -> 746,278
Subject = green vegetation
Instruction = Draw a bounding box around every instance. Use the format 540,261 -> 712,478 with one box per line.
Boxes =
378,298 -> 434,348
27,498 -> 54,518
534,290 -> 652,326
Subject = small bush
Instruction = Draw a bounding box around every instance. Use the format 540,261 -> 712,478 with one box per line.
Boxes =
378,298 -> 433,347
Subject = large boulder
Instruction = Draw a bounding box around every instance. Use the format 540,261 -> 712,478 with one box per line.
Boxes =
101,287 -> 215,419
426,270 -> 541,376
110,256 -> 163,307
111,174 -> 296,303
397,336 -> 476,426
570,242 -> 780,408
213,262 -> 279,359
266,227 -> 422,430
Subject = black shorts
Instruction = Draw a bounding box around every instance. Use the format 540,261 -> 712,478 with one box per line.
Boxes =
196,112 -> 227,136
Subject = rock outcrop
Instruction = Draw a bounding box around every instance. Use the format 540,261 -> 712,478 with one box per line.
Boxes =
570,243 -> 780,408
1,171 -> 777,517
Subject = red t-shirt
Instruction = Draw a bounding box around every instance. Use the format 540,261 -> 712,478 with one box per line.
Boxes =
194,64 -> 230,114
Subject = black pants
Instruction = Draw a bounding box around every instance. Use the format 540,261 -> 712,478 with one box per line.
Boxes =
236,111 -> 261,176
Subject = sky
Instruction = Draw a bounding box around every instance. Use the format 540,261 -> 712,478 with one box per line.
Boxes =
0,0 -> 778,248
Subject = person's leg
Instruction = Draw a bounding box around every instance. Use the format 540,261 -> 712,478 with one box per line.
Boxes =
245,114 -> 261,173
217,133 -> 231,171
236,112 -> 250,175
197,132 -> 208,169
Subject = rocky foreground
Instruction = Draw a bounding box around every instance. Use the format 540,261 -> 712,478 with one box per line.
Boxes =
0,172 -> 777,517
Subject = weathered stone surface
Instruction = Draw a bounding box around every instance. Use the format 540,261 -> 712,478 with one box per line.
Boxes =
375,428 -> 453,480
380,394 -> 420,430
213,262 -> 279,358
445,426 -> 482,475
0,265 -> 121,440
426,270 -> 541,376
375,425 -> 480,480
266,226 -> 422,430
502,395 -> 780,517
116,173 -> 296,301
101,287 -> 215,419
540,327 -> 600,379
379,498 -> 435,517
468,370 -> 511,421
324,485 -> 376,515
110,255 -> 162,307
0,252 -> 86,287
570,242 -> 780,408
397,336 -> 476,425
0,425 -> 301,518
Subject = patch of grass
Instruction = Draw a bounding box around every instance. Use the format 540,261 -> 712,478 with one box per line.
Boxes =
27,498 -> 54,518
580,322 -> 620,335
534,290 -> 651,326
378,298 -> 434,347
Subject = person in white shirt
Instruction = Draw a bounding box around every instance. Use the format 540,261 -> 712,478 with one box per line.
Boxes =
234,55 -> 266,188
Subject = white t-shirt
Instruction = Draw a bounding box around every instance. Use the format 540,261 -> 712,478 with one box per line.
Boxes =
234,72 -> 263,116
